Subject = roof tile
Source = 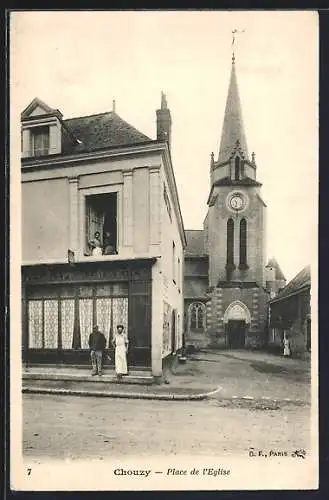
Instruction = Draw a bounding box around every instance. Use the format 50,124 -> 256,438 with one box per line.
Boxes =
271,265 -> 310,302
61,111 -> 151,154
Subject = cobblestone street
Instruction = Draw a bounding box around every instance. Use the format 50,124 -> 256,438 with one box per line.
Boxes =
23,393 -> 310,459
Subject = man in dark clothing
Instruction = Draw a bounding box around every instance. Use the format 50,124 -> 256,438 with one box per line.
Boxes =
88,325 -> 106,376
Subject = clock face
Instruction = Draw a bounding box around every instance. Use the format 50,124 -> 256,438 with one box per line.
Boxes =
226,191 -> 249,213
230,194 -> 244,210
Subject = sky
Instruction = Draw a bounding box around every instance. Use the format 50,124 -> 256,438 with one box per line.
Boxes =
10,10 -> 318,282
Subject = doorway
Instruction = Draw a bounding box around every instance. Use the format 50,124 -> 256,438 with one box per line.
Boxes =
228,320 -> 246,349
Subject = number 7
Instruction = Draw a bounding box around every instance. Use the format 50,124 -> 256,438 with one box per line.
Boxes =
27,468 -> 31,476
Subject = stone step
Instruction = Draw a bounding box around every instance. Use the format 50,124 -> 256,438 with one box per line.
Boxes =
23,363 -> 150,371
23,371 -> 154,385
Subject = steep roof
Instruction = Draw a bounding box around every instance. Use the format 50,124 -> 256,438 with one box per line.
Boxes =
270,265 -> 311,303
218,60 -> 249,163
62,111 -> 151,154
266,257 -> 286,281
184,230 -> 206,257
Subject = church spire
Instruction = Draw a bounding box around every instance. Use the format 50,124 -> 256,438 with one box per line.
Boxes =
217,55 -> 249,164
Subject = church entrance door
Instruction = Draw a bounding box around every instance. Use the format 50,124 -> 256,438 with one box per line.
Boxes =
228,320 -> 245,349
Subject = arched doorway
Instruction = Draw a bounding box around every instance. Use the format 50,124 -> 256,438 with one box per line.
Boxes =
223,301 -> 251,349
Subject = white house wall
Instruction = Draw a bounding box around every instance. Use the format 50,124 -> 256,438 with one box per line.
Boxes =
160,167 -> 184,357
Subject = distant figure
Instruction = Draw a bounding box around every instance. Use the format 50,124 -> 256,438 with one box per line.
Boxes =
88,325 -> 106,376
103,231 -> 116,255
89,231 -> 103,256
283,333 -> 291,357
113,324 -> 128,378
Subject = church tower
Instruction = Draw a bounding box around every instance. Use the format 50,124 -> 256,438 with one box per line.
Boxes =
205,54 -> 268,348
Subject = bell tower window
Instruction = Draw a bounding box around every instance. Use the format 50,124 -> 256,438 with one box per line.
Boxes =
226,218 -> 234,266
239,218 -> 248,268
235,156 -> 240,180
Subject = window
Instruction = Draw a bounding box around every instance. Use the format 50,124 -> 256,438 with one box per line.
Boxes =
235,156 -> 240,180
239,218 -> 247,268
31,126 -> 49,156
27,283 -> 129,350
190,302 -> 205,330
85,193 -> 117,256
172,242 -> 176,282
226,218 -> 234,265
177,257 -> 181,290
163,183 -> 172,221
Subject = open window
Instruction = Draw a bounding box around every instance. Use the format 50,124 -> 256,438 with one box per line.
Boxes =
85,193 -> 117,256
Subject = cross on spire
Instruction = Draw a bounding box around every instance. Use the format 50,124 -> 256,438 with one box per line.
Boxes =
232,29 -> 245,63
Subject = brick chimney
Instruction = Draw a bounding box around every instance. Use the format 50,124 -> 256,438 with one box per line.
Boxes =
156,91 -> 172,149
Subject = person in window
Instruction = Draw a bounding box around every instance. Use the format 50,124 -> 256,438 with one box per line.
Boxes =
88,325 -> 106,376
89,231 -> 103,256
112,324 -> 128,379
103,231 -> 117,255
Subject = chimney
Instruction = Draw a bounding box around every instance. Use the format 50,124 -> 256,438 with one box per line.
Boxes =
156,91 -> 172,149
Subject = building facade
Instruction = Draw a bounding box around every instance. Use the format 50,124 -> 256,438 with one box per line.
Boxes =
184,56 -> 285,349
21,95 -> 186,379
268,266 -> 311,358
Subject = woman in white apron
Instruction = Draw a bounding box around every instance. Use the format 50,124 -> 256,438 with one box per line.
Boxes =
283,333 -> 291,357
113,324 -> 128,378
89,231 -> 103,256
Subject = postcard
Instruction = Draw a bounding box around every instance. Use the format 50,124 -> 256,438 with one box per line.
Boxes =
10,9 -> 318,491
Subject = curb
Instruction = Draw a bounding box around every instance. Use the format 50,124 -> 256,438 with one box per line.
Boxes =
22,385 -> 222,402
208,395 -> 309,406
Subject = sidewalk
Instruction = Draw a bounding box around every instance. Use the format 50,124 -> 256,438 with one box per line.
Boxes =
22,349 -> 311,403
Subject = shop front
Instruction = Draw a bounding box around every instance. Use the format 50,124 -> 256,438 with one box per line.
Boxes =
22,259 -> 154,368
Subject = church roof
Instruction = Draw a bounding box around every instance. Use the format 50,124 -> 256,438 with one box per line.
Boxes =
266,257 -> 286,281
270,265 -> 310,303
218,60 -> 249,163
184,230 -> 206,257
62,111 -> 151,154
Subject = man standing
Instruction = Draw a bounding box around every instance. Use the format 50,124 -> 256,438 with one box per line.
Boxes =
88,325 -> 106,376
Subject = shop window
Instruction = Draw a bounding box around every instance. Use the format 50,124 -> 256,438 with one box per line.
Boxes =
44,300 -> 59,348
27,284 -> 129,351
30,126 -> 50,156
85,193 -> 117,256
28,300 -> 43,348
61,300 -> 75,349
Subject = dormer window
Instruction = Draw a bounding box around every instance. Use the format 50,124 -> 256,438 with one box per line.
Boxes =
21,98 -> 63,158
31,126 -> 50,156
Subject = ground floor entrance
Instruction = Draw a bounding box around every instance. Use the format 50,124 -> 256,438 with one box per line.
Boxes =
227,320 -> 246,349
22,259 -> 154,367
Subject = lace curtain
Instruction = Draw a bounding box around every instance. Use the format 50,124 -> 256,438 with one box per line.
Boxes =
79,299 -> 93,348
61,299 -> 75,349
28,300 -> 43,348
44,300 -> 58,348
